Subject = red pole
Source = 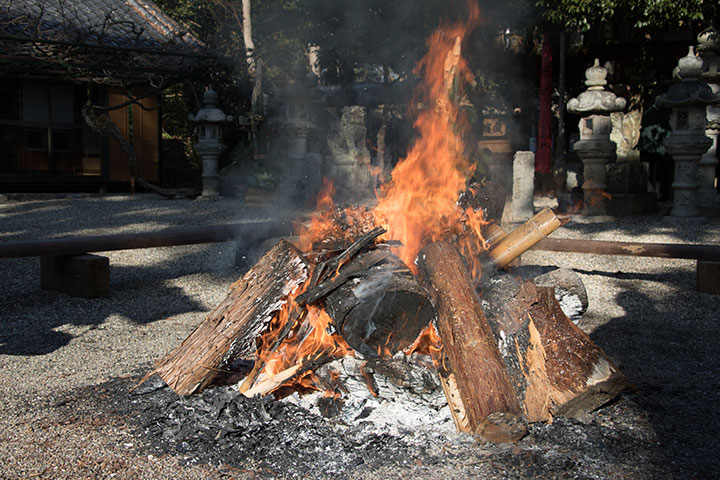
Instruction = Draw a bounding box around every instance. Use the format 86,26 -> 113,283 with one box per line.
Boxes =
536,33 -> 553,173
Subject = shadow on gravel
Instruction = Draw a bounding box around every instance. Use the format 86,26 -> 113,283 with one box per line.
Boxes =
558,215 -> 716,244
590,287 -> 720,480
573,267 -> 696,290
0,244 -> 251,356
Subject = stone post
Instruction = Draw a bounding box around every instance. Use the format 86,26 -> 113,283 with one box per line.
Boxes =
189,88 -> 233,200
698,27 -> 720,207
512,151 -> 535,219
567,59 -> 626,215
656,47 -> 720,217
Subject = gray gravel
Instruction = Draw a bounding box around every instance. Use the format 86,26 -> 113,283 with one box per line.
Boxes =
1,193 -> 719,479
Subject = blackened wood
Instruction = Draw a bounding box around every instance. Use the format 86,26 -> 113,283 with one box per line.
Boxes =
150,240 -> 310,396
309,226 -> 386,287
296,249 -> 392,305
417,240 -> 526,442
483,278 -> 628,421
323,251 -> 433,357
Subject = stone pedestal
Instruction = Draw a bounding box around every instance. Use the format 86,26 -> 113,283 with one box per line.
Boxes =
194,143 -> 226,200
511,151 -> 535,219
574,137 -> 616,215
606,161 -> 649,193
664,135 -> 712,216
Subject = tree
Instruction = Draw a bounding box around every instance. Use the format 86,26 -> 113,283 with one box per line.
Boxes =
537,0 -> 718,32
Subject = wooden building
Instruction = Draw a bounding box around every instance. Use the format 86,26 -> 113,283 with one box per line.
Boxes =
0,0 -> 215,190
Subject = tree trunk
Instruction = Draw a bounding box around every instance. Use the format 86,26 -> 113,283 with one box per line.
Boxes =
417,240 -> 527,442
241,0 -> 256,77
483,278 -> 629,422
150,240 -> 310,396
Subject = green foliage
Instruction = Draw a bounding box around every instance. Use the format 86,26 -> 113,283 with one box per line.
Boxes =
536,0 -> 716,32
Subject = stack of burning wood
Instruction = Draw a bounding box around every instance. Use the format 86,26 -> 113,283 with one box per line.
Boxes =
143,206 -> 628,443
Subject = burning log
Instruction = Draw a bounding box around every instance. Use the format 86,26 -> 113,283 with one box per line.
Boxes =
483,276 -> 629,422
417,240 -> 527,443
148,240 -> 311,396
235,228 -> 434,397
321,251 -> 435,357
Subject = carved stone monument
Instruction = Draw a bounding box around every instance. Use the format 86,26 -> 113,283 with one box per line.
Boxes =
567,59 -> 626,214
325,105 -> 375,202
656,47 -> 720,217
698,27 -> 720,209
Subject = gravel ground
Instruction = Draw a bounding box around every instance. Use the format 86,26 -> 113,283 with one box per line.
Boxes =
1,193 -> 719,479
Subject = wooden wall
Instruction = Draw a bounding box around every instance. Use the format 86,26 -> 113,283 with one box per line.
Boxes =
107,86 -> 160,183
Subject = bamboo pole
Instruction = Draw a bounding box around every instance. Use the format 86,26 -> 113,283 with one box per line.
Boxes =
486,208 -> 561,268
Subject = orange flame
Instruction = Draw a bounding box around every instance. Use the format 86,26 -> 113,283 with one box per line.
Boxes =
373,5 -> 485,272
404,322 -> 443,365
260,305 -> 354,379
246,6 -> 492,394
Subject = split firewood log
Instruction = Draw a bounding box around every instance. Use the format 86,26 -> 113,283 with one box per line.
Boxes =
148,240 -> 311,396
482,276 -> 628,422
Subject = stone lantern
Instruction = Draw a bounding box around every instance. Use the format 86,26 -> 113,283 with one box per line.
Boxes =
567,59 -> 626,214
270,63 -> 322,202
189,87 -> 233,200
697,27 -> 720,208
656,47 -> 720,217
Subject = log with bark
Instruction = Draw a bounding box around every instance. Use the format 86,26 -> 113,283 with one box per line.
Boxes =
148,240 -> 311,395
417,240 -> 528,443
482,275 -> 629,422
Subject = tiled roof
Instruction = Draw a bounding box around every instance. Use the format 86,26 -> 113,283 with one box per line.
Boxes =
0,0 -> 214,79
1,0 -> 204,53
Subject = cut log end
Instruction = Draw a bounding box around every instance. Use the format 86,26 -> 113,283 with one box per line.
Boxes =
478,412 -> 528,443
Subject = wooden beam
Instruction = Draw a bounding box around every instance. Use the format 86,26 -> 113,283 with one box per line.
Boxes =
532,238 -> 720,261
0,221 -> 291,258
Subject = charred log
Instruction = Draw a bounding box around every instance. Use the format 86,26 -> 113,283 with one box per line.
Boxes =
322,251 -> 435,357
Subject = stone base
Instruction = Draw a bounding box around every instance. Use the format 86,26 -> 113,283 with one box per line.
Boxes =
606,161 -> 649,194
698,204 -> 720,218
607,193 -> 658,215
697,260 -> 720,295
244,186 -> 276,206
41,254 -> 109,298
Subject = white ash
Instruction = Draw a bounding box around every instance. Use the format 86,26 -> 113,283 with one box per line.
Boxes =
553,286 -> 585,323
284,354 -> 455,437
